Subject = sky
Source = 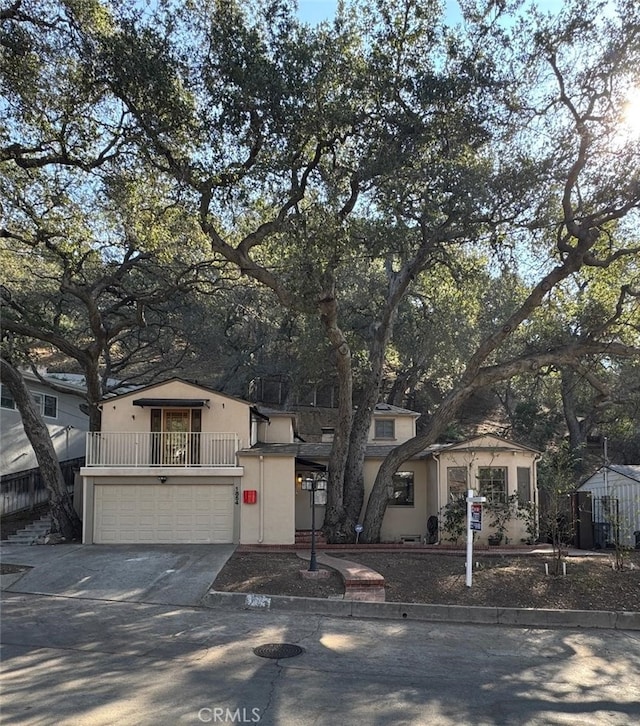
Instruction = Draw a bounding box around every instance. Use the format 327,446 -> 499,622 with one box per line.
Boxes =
297,0 -> 563,26
297,0 -> 462,25
297,0 -> 338,25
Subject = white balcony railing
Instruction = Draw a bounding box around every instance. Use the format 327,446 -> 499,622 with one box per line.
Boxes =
85,432 -> 241,468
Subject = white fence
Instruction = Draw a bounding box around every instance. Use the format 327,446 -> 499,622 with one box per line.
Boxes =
85,432 -> 241,468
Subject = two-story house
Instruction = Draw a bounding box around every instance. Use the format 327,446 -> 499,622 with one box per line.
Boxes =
1,370 -> 89,515
80,378 -> 540,545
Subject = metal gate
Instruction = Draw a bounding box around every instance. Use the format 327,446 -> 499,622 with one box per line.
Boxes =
592,495 -> 620,548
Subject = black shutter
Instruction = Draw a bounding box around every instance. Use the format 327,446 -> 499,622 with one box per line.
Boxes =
151,409 -> 162,465
190,409 -> 201,465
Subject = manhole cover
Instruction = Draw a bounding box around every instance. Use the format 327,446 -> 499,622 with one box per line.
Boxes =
253,643 -> 305,659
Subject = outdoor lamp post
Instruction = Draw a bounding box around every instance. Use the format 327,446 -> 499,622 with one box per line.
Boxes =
302,474 -> 327,572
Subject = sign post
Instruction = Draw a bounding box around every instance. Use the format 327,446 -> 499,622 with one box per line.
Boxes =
466,489 -> 486,587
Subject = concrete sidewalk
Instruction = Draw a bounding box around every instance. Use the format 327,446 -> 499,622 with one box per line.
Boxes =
0,543 -> 235,607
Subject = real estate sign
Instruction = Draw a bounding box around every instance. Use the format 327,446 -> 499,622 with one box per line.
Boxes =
470,503 -> 482,531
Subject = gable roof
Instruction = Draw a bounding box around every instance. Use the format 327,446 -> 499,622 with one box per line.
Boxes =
373,403 -> 420,417
20,370 -> 88,397
609,465 -> 640,483
240,434 -> 539,461
580,464 -> 640,488
239,442 -> 405,460
100,377 -> 251,407
436,434 -> 542,455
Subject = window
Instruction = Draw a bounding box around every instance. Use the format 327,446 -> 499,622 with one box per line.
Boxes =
0,385 -> 57,417
447,467 -> 467,499
32,392 -> 58,418
389,471 -> 414,506
375,419 -> 395,439
478,467 -> 508,504
516,467 -> 531,505
1,384 -> 15,410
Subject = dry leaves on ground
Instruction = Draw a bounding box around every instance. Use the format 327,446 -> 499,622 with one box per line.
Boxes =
212,550 -> 640,611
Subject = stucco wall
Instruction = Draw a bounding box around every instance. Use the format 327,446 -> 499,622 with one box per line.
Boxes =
426,457 -> 440,521
361,459 -> 429,542
256,415 -> 294,444
437,441 -> 538,545
101,381 -> 252,446
239,453 -> 295,545
368,414 -> 416,443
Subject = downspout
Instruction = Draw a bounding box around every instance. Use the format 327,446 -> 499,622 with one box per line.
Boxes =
433,453 -> 441,544
533,453 -> 541,540
258,455 -> 264,544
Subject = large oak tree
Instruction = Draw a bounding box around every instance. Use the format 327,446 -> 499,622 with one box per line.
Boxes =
2,0 -> 639,542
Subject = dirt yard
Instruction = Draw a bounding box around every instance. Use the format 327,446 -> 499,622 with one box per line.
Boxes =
212,549 -> 640,610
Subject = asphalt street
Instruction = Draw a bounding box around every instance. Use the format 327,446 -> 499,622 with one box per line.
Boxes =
2,591 -> 640,726
1,544 -> 639,725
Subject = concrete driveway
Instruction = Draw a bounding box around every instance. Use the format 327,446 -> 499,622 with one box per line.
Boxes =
0,543 -> 235,607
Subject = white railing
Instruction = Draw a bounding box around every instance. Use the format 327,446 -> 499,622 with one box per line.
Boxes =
85,432 -> 241,468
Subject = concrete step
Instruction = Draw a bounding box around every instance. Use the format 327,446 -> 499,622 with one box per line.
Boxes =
295,530 -> 328,546
6,516 -> 52,544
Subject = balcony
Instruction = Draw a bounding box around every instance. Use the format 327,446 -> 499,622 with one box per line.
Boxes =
85,432 -> 241,468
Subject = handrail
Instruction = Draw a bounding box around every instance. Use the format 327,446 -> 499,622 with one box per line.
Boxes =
85,432 -> 240,467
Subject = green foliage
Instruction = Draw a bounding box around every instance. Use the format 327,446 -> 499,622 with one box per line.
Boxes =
439,494 -> 467,544
485,493 -> 519,545
538,444 -> 578,574
516,499 -> 538,546
2,0 -> 640,544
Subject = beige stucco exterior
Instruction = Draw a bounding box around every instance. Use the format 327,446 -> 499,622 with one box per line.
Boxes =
369,408 -> 418,443
435,436 -> 540,545
237,453 -> 296,545
361,458 -> 430,542
255,414 -> 295,445
81,380 -> 253,544
100,379 -> 253,445
81,378 -> 539,546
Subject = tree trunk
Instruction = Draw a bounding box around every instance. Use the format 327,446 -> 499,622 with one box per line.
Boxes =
84,357 -> 104,432
317,291 -> 354,542
342,321 -> 393,531
362,384 -> 475,542
560,370 -> 587,477
1,358 -> 82,540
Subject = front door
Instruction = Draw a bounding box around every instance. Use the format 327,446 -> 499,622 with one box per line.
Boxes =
150,408 -> 202,466
163,409 -> 190,465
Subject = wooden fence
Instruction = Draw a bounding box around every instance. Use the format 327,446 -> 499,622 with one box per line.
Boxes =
0,457 -> 84,516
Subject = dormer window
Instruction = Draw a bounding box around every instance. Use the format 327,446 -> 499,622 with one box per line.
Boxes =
375,419 -> 395,440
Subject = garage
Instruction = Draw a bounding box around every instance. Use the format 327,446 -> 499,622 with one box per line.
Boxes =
93,483 -> 235,544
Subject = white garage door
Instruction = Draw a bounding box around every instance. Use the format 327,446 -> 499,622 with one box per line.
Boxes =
94,484 -> 234,544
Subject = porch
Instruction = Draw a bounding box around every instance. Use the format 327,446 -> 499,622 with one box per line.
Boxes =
85,432 -> 241,468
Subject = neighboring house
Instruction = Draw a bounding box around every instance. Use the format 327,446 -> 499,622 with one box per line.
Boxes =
1,371 -> 89,476
81,377 -> 540,546
1,371 -> 89,515
577,465 -> 640,549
